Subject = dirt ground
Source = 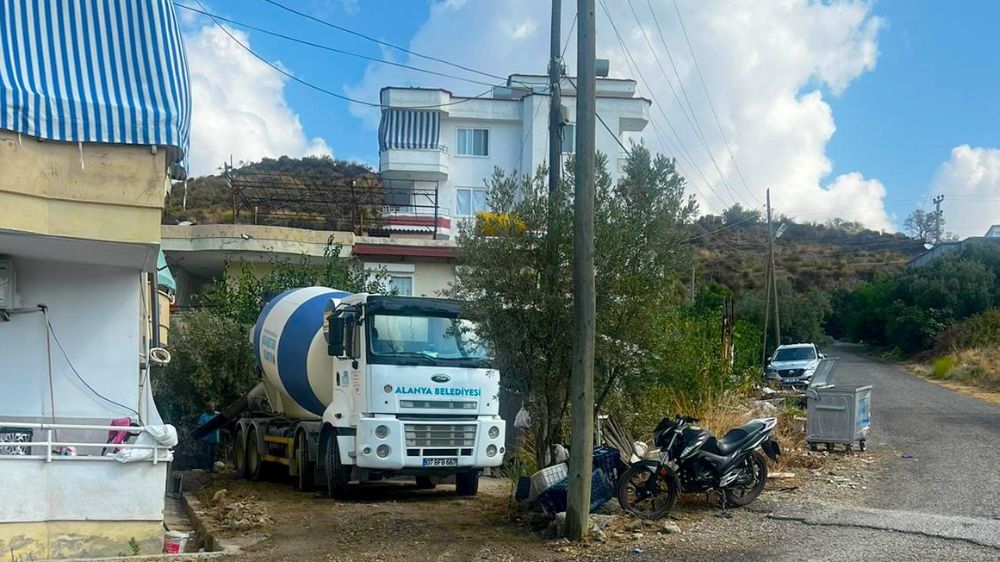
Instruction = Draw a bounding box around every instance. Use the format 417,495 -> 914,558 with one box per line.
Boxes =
190,449 -> 880,562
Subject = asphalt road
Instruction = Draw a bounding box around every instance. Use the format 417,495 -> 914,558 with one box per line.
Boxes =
756,343 -> 1000,560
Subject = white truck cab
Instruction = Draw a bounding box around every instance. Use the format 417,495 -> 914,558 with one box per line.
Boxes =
322,294 -> 505,494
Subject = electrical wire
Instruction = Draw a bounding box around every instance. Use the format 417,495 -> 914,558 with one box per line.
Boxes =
622,0 -> 744,204
189,0 -> 507,110
261,0 -> 531,89
597,0 -> 733,211
175,3 -> 501,88
686,211 -> 765,242
46,318 -> 142,420
669,0 -> 761,205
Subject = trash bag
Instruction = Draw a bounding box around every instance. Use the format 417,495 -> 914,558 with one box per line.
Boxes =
514,406 -> 531,429
113,425 -> 176,463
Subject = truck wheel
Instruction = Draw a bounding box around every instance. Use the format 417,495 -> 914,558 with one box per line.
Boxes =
415,476 -> 436,490
233,426 -> 248,479
247,426 -> 263,481
324,432 -> 350,499
455,471 -> 479,496
296,432 -> 315,492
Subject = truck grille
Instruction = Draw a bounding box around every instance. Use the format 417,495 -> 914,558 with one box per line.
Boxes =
399,400 -> 477,410
404,424 -> 476,448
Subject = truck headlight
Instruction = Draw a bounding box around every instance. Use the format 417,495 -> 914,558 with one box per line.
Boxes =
375,425 -> 389,439
486,444 -> 497,457
488,426 -> 500,439
376,445 -> 390,458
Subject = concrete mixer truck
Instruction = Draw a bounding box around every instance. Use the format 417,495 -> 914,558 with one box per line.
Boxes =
214,287 -> 505,497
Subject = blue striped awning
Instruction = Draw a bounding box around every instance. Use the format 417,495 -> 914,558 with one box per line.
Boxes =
379,109 -> 440,151
0,0 -> 191,163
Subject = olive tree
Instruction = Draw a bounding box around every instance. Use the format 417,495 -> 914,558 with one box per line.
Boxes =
453,145 -> 697,466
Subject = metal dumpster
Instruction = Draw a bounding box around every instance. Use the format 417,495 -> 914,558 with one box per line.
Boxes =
805,384 -> 872,452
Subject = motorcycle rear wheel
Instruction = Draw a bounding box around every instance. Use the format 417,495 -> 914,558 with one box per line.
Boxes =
724,451 -> 768,507
617,462 -> 680,520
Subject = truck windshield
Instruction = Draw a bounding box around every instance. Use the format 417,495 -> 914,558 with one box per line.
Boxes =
368,313 -> 490,363
773,347 -> 816,362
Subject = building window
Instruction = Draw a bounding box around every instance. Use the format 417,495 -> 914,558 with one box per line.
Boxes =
456,187 -> 489,217
457,128 -> 489,156
388,275 -> 413,296
561,123 -> 575,153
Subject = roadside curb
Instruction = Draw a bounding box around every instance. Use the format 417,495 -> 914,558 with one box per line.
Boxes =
181,492 -> 244,557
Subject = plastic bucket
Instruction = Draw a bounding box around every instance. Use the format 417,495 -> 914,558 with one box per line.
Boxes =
162,531 -> 189,554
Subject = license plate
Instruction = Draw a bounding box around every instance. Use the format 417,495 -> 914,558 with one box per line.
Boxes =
422,458 -> 457,467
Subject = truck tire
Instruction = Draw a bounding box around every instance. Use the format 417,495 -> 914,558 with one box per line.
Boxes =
296,432 -> 315,492
415,476 -> 436,490
324,432 -> 350,499
455,471 -> 479,496
247,425 -> 264,481
233,425 -> 248,479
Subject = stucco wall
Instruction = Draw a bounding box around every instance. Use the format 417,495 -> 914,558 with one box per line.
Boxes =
439,118 -> 522,220
0,131 -> 168,246
413,261 -> 457,297
0,258 -> 143,420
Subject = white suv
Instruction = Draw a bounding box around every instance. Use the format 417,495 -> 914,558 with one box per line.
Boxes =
765,343 -> 823,387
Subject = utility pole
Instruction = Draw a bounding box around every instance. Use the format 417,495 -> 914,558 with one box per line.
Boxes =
766,189 -> 781,346
566,0 -> 596,542
932,194 -> 944,244
548,0 -> 562,196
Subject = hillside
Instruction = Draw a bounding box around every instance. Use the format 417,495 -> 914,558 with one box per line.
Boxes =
693,216 -> 924,296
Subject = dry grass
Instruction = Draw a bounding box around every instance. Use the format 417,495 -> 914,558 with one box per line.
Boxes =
911,345 -> 1000,406
648,391 -> 817,473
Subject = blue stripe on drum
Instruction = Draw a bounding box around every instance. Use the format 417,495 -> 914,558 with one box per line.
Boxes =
277,290 -> 351,416
252,288 -> 297,370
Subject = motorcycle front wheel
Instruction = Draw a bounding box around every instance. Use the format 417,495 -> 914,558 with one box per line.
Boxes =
617,462 -> 680,520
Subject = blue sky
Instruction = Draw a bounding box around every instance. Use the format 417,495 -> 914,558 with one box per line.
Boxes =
177,0 -> 1000,234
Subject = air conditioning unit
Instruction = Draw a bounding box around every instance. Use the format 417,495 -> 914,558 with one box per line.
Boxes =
0,257 -> 14,309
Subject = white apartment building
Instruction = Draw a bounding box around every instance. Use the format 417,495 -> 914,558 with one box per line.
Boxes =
378,74 -> 651,239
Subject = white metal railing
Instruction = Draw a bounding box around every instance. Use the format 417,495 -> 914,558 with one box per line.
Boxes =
0,422 -> 172,465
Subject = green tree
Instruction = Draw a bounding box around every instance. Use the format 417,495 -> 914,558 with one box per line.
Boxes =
453,145 -> 698,466
721,203 -> 762,226
903,208 -> 940,242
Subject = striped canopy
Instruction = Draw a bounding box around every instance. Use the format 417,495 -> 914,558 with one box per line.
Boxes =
379,109 -> 441,151
0,0 -> 191,163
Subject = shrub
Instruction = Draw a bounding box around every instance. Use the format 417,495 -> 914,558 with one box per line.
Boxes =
930,356 -> 956,379
934,309 -> 1000,352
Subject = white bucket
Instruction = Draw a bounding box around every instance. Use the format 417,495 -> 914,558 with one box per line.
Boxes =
162,530 -> 189,554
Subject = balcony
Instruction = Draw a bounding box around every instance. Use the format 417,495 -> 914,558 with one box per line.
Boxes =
380,145 -> 450,181
377,181 -> 450,239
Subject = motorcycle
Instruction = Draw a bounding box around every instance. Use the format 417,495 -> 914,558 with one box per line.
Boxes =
617,415 -> 781,520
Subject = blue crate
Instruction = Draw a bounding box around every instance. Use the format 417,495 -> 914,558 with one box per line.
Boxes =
537,468 -> 614,517
592,445 -> 622,485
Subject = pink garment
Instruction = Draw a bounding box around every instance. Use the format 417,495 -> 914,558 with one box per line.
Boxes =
105,417 -> 137,454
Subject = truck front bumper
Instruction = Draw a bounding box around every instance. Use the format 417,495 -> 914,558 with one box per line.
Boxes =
354,417 -> 506,471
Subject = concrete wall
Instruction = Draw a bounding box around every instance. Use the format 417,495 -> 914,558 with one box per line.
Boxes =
0,258 -> 145,420
439,118 -> 522,220
0,131 -> 168,246
0,462 -> 167,559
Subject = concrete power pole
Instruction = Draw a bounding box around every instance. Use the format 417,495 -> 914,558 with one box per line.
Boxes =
548,0 -> 562,196
566,0 -> 596,542
933,194 -> 944,244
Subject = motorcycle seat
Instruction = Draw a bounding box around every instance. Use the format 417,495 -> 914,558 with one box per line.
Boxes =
702,420 -> 766,455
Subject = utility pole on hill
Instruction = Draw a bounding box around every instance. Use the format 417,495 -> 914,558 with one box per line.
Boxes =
933,194 -> 944,244
763,188 -> 781,359
567,0 -> 596,542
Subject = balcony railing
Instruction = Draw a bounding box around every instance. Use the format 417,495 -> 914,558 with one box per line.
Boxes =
0,421 -> 172,464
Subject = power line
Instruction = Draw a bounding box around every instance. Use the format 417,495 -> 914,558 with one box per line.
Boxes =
670,0 -> 761,205
261,0 -> 528,88
175,3 -> 500,88
597,0 -> 732,210
189,0 -> 504,110
686,211 -> 765,242
621,0 -> 744,204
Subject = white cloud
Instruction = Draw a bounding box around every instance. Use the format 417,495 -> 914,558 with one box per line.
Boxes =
344,0 -> 893,229
184,24 -> 331,176
930,145 -> 1000,237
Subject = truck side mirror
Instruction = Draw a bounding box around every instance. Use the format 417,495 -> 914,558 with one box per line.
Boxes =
328,317 -> 345,357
